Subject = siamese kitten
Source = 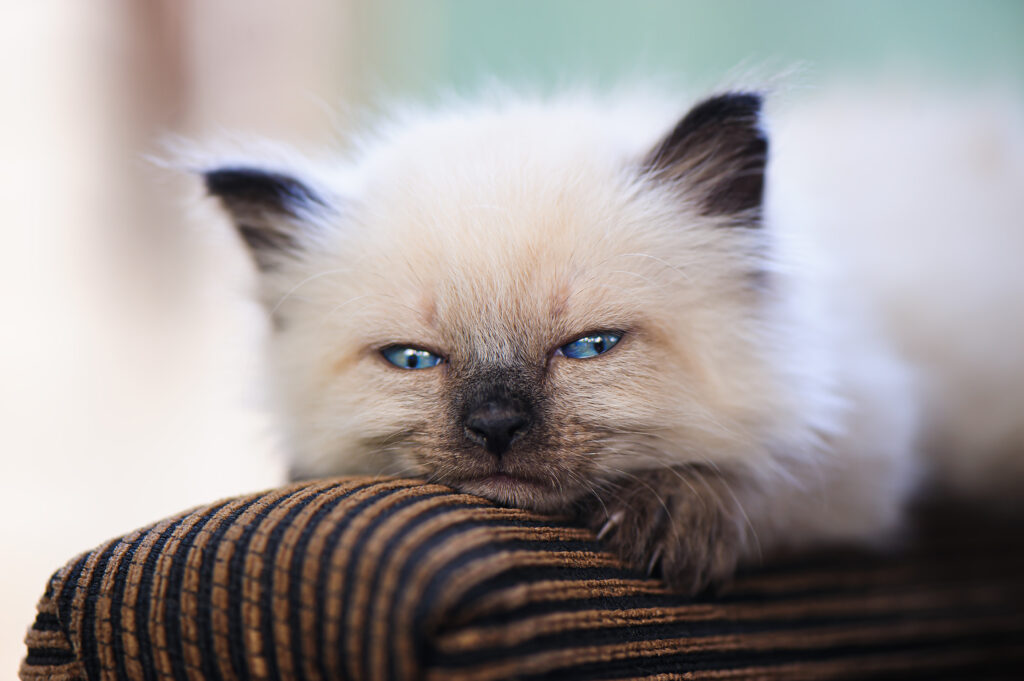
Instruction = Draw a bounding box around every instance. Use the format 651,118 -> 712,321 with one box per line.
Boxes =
199,89 -> 1024,593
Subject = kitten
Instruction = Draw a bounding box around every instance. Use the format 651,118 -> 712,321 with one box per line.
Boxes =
198,88 -> 1024,593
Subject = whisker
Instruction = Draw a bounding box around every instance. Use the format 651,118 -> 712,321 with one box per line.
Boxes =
594,463 -> 683,546
616,252 -> 695,283
270,266 -> 356,315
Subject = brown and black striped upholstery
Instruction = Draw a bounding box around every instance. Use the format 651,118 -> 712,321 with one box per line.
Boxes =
20,477 -> 1024,680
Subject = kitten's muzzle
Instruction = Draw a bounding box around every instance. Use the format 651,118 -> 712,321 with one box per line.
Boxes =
463,398 -> 530,457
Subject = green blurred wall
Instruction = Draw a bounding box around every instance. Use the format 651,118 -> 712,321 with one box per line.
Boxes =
348,0 -> 1024,97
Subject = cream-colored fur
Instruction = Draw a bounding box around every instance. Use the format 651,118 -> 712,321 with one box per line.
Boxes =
201,87 -> 1024,578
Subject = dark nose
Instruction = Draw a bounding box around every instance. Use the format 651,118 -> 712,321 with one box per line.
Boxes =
464,399 -> 529,457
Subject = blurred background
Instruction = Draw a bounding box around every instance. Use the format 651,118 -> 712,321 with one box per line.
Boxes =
2,0 -> 1022,673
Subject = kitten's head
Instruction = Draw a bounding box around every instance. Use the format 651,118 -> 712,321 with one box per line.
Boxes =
203,93 -> 798,512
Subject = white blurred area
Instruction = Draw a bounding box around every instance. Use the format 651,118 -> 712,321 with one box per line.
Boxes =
0,1 -> 353,673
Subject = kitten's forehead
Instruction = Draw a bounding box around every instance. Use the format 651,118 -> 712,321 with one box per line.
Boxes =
355,157 -> 658,356
307,97 -> 755,361
361,121 -> 645,240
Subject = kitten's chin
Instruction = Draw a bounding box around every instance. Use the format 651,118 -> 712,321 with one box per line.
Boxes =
450,473 -> 575,514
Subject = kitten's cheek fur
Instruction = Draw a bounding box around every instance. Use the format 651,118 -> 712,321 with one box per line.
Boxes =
582,466 -> 755,595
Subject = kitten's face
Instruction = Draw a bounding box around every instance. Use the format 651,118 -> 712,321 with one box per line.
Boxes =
206,94 -> 781,512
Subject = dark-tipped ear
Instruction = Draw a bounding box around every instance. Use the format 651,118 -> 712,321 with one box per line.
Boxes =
642,92 -> 767,222
203,166 -> 328,269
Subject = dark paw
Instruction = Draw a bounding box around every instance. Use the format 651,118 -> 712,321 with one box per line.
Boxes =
584,467 -> 754,595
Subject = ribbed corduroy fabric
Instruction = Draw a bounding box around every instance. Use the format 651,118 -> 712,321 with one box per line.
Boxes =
20,477 -> 1024,680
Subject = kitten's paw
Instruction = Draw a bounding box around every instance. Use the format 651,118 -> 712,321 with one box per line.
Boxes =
586,467 -> 754,595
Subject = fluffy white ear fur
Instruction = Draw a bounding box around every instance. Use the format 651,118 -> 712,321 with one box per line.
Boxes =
199,87 -> 1023,562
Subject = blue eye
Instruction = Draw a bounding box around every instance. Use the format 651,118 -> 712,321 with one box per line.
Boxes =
559,332 -> 622,359
381,346 -> 444,370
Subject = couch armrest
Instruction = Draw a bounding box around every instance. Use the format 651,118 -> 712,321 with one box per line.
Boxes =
20,477 -> 1024,680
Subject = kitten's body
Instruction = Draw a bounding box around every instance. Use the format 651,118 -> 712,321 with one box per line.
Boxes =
200,87 -> 1024,591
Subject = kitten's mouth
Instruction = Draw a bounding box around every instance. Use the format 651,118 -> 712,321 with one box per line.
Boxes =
463,472 -> 545,492
451,471 -> 568,512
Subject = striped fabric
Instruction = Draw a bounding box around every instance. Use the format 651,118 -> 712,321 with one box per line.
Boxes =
20,477 -> 1024,681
